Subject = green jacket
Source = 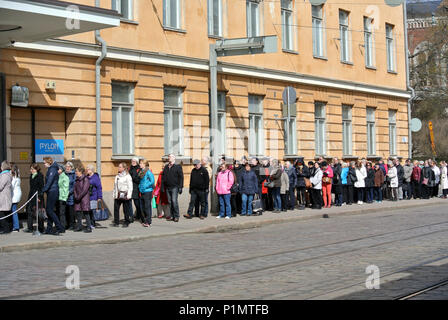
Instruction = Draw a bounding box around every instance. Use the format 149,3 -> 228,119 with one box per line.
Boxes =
58,172 -> 70,202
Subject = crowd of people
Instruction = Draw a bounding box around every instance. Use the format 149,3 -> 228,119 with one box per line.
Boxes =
0,154 -> 447,235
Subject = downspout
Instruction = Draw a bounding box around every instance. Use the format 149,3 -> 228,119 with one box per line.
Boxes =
403,1 -> 415,158
95,0 -> 107,177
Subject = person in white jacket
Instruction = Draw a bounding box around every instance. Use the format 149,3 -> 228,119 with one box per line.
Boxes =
441,161 -> 448,199
310,162 -> 323,209
354,161 -> 366,204
112,162 -> 133,228
387,161 -> 398,201
11,164 -> 22,232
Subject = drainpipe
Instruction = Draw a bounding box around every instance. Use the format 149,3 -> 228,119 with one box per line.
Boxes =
403,1 -> 414,159
95,0 -> 107,177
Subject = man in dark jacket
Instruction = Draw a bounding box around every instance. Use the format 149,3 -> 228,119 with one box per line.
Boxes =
129,158 -> 142,223
395,158 -> 404,200
346,161 -> 357,205
295,158 -> 309,209
42,157 -> 64,235
239,163 -> 259,215
331,159 -> 343,206
184,159 -> 209,219
162,154 -> 184,222
285,161 -> 297,210
233,160 -> 244,215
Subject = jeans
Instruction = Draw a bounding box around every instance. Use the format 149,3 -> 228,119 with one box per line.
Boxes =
356,187 -> 365,203
334,193 -> 343,206
133,198 -> 143,222
141,191 -> 153,225
166,187 -> 180,219
374,187 -> 383,202
272,187 -> 281,210
45,191 -> 64,233
76,211 -> 91,230
11,203 -> 19,231
58,201 -> 67,230
194,189 -> 209,217
366,187 -> 374,203
241,193 -> 254,215
114,199 -> 132,224
288,187 -> 296,209
218,194 -> 232,218
188,189 -> 206,217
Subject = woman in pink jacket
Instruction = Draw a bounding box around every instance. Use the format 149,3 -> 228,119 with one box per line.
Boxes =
321,161 -> 334,208
216,163 -> 234,219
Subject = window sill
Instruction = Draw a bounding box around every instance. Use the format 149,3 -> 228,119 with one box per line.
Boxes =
313,56 -> 328,61
341,60 -> 353,66
163,26 -> 187,34
208,35 -> 224,40
161,155 -> 192,164
365,66 -> 377,71
120,19 -> 139,25
387,70 -> 398,75
282,49 -> 299,55
366,155 -> 382,161
111,154 -> 140,161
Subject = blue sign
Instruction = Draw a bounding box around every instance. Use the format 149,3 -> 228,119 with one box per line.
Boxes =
35,139 -> 64,162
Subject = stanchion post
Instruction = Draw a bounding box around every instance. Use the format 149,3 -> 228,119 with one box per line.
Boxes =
33,192 -> 40,236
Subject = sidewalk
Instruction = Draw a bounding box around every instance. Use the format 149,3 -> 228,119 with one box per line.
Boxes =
1,198 -> 446,253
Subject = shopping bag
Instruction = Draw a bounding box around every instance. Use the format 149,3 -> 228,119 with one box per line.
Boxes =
152,196 -> 157,209
251,194 -> 263,214
94,200 -> 110,221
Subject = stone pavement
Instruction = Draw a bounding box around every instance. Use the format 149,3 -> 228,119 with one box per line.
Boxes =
0,198 -> 446,253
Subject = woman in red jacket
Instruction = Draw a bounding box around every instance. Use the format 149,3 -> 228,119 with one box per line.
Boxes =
154,163 -> 170,219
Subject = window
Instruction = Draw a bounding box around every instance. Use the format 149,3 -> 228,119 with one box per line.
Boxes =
386,24 -> 396,72
366,107 -> 376,155
164,87 -> 184,155
339,10 -> 350,63
112,0 -> 133,20
312,5 -> 325,58
314,102 -> 326,156
281,0 -> 293,51
112,82 -> 134,155
364,17 -> 375,67
247,0 -> 260,37
389,110 -> 397,156
249,95 -> 264,155
163,0 -> 181,29
217,92 -> 226,155
342,105 -> 352,156
208,0 -> 222,37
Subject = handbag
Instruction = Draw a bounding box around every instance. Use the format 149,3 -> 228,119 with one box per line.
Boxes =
323,176 -> 332,184
264,180 -> 275,188
251,194 -> 263,214
118,191 -> 128,199
94,200 -> 109,221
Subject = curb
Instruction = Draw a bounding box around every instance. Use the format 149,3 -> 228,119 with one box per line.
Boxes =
1,199 -> 446,253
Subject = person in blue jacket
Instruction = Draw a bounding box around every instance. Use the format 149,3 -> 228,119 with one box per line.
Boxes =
285,161 -> 297,210
42,157 -> 64,235
238,163 -> 259,216
65,162 -> 76,230
139,160 -> 155,227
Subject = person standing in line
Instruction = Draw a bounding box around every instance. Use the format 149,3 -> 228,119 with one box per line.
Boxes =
440,161 -> 448,199
340,162 -> 349,205
321,161 -> 333,208
346,161 -> 357,205
10,164 -> 22,232
239,162 -> 258,216
295,158 -> 309,209
86,164 -> 103,229
184,159 -> 209,220
129,157 -> 143,223
387,161 -> 399,201
65,162 -> 76,230
155,163 -> 170,219
42,157 -> 65,235
269,159 -> 283,213
431,160 -> 441,198
280,164 -> 289,212
394,158 -> 404,200
232,160 -> 244,216
374,163 -> 385,203
285,161 -> 297,210
310,162 -> 323,210
0,161 -> 13,234
57,165 -> 69,231
411,160 -> 422,199
112,162 -> 133,227
194,156 -> 213,217
162,154 -> 184,223
139,160 -> 155,227
354,161 -> 366,205
421,160 -> 433,199
365,162 -> 375,204
24,163 -> 44,233
403,159 -> 413,200
216,163 -> 233,219
73,166 -> 92,233
331,159 -> 343,207
260,158 -> 273,211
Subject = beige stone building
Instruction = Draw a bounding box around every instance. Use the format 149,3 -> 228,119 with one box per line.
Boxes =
0,0 -> 411,209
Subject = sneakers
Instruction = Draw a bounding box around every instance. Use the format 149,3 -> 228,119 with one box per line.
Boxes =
357,201 -> 363,204
12,229 -> 19,233
183,214 -> 193,219
225,216 -> 230,220
142,223 -> 150,227
216,216 -> 223,219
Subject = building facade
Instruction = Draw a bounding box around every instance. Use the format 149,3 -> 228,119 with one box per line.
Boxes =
1,0 -> 411,209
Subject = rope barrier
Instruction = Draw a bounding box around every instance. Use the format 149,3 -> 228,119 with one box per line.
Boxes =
0,192 -> 38,220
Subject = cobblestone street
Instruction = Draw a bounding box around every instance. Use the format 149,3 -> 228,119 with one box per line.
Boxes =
1,203 -> 448,300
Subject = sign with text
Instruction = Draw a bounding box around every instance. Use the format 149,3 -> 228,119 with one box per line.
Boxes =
35,139 -> 64,162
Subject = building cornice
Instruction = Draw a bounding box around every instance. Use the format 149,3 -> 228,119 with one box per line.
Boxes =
11,39 -> 411,99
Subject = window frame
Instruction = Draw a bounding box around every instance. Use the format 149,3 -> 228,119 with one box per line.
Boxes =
112,82 -> 135,156
208,0 -> 223,38
312,4 -> 326,59
112,0 -> 134,21
164,87 -> 184,156
366,107 -> 376,156
386,23 -> 396,72
281,0 -> 294,51
217,91 -> 226,156
342,104 -> 353,156
364,16 -> 375,68
163,0 -> 182,30
388,109 -> 397,156
314,102 -> 326,156
339,9 -> 351,63
246,0 -> 260,38
248,95 -> 264,156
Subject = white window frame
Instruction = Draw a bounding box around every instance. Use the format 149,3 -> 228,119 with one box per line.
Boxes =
208,0 -> 222,37
342,104 -> 352,156
389,109 -> 397,156
281,0 -> 294,51
312,4 -> 326,58
386,23 -> 396,72
314,102 -> 326,156
248,95 -> 264,156
112,82 -> 134,155
246,0 -> 260,38
112,0 -> 134,21
364,17 -> 375,68
339,10 -> 351,63
163,0 -> 182,30
164,87 -> 184,156
217,92 -> 226,156
366,107 -> 376,156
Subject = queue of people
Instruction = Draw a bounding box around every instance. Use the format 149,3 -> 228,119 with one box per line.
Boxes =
1,155 -> 447,235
